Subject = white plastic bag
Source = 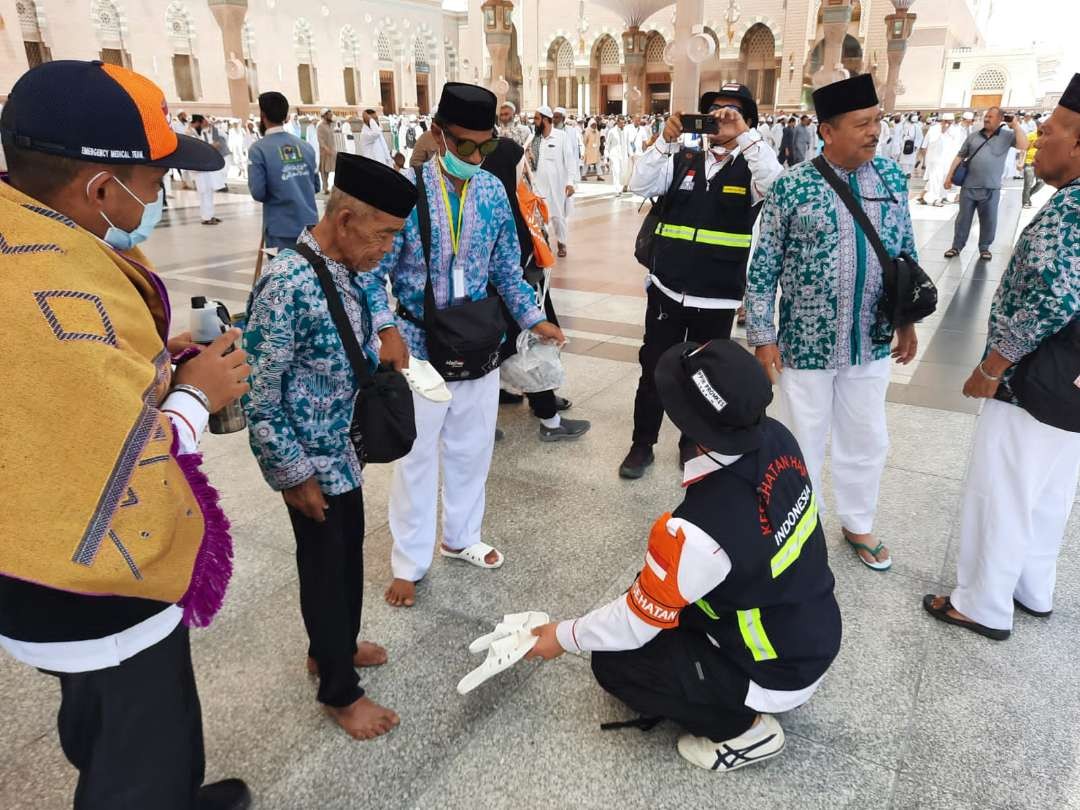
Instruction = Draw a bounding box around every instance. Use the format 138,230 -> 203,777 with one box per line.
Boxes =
499,270 -> 565,393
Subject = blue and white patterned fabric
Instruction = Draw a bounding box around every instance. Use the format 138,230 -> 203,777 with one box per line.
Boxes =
368,159 -> 545,360
243,228 -> 388,495
746,155 -> 917,370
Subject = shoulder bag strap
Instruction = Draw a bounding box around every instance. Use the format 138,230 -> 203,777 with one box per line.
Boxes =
962,129 -> 994,166
412,164 -> 440,325
811,156 -> 894,273
295,242 -> 374,389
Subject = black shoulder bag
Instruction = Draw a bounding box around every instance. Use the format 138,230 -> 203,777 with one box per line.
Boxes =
813,156 -> 938,342
397,166 -> 507,381
1007,318 -> 1080,433
952,129 -> 995,188
296,243 -> 416,464
634,150 -> 695,270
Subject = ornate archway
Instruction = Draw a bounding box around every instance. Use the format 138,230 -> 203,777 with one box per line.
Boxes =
644,31 -> 670,114
547,36 -> 575,111
740,22 -> 777,108
970,67 -> 1007,109
591,34 -> 622,115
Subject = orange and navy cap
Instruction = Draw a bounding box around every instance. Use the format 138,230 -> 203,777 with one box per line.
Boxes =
1,60 -> 224,172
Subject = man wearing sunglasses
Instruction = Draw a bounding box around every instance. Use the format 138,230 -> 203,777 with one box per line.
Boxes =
369,83 -> 565,610
619,83 -> 782,480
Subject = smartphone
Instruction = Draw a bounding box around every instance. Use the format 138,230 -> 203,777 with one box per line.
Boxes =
1003,113 -> 1014,123
681,113 -> 718,135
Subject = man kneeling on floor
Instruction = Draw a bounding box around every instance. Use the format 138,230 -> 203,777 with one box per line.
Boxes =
527,341 -> 841,771
244,154 -> 417,740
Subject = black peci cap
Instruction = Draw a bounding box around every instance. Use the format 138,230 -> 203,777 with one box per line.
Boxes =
813,73 -> 880,122
435,82 -> 497,131
333,153 -> 417,219
1061,73 -> 1080,115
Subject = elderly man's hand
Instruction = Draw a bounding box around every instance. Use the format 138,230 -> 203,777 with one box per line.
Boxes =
378,326 -> 410,370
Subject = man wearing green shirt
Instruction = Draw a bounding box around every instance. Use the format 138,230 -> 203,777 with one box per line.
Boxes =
924,74 -> 1080,641
746,74 -> 918,573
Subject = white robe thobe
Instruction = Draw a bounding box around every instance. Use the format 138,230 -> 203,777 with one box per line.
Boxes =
357,120 -> 393,166
532,128 -> 576,245
922,124 -> 963,204
605,125 -> 633,190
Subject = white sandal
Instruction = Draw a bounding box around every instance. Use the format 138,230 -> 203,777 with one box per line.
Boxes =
457,612 -> 549,695
440,541 -> 504,569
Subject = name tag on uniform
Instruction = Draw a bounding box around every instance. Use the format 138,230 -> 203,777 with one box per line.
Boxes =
547,143 -> 556,148
722,185 -> 748,195
679,170 -> 696,191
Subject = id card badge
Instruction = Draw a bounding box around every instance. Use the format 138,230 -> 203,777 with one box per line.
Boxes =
679,169 -> 696,192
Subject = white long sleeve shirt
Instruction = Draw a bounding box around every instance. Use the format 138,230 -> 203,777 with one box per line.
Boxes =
629,128 -> 783,309
555,454 -> 823,714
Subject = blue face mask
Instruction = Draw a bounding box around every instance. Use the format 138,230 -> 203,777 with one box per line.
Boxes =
439,134 -> 483,181
88,172 -> 164,251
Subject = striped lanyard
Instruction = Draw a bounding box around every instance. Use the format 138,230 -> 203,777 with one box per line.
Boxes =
437,169 -> 470,256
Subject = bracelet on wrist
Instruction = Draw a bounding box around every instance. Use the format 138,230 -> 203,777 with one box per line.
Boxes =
171,383 -> 211,412
977,361 -> 1002,382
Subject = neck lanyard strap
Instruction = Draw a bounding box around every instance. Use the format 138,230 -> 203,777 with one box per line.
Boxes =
437,169 -> 469,256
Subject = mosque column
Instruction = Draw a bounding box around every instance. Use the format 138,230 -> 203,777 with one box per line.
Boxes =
207,0 -> 249,119
812,0 -> 852,90
882,0 -> 917,111
670,0 -> 705,114
482,0 -> 514,104
622,26 -> 647,116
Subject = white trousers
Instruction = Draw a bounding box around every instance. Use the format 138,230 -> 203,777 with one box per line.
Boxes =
951,399 -> 1080,630
778,359 -> 891,534
924,161 -> 949,204
194,172 -> 215,221
388,369 -> 500,582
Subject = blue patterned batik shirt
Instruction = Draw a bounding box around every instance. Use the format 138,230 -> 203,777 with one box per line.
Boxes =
746,155 -> 917,370
368,159 -> 545,359
243,229 -> 390,495
991,182 -> 1080,403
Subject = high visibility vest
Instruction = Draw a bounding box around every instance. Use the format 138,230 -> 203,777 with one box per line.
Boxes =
652,149 -> 755,301
676,418 -> 842,692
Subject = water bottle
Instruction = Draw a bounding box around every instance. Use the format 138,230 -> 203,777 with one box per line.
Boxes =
190,296 -> 247,435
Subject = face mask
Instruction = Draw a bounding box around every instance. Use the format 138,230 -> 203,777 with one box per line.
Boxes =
88,172 -> 164,251
439,133 -> 482,181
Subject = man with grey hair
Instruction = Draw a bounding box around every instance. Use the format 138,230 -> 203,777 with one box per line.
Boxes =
244,153 -> 418,741
944,106 -> 1028,261
497,101 -> 531,146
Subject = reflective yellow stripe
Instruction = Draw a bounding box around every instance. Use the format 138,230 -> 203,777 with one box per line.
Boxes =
769,493 -> 819,579
655,224 -> 752,248
722,185 -> 748,195
695,599 -> 720,621
655,223 -> 697,241
694,229 -> 752,248
737,608 -> 778,662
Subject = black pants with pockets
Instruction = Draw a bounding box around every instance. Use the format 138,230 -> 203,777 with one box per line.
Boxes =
591,626 -> 757,742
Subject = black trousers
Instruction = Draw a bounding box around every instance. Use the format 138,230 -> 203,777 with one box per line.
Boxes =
591,627 -> 757,742
631,285 -> 737,447
287,486 -> 366,708
49,624 -> 205,810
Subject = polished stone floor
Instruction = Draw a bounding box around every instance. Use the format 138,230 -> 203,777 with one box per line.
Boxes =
3,174 -> 1078,810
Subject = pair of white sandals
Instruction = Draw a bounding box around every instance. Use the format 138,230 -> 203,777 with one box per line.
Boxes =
456,611 -> 549,695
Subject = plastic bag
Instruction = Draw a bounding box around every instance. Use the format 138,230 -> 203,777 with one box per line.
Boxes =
499,329 -> 565,393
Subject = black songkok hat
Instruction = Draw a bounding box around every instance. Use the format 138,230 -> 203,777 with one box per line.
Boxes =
813,73 -> 880,121
333,153 -> 417,219
435,82 -> 497,131
1060,73 -> 1080,115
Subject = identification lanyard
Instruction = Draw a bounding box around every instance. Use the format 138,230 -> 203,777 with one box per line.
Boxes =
437,169 -> 470,256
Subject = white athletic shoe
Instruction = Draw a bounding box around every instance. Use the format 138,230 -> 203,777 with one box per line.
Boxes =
677,714 -> 786,772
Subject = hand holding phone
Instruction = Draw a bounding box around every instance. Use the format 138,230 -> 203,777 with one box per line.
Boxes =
680,113 -> 718,136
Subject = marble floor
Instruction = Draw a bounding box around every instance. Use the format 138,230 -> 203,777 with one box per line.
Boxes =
2,175 -> 1077,810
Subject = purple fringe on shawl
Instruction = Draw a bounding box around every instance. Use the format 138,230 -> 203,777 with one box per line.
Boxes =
170,431 -> 234,627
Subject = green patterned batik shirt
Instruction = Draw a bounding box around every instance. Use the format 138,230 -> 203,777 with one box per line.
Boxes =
746,155 -> 917,370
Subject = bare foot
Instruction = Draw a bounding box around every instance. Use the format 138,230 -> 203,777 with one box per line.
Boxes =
325,696 -> 400,741
354,641 -> 388,667
842,528 -> 891,566
306,642 -> 388,676
440,543 -> 500,566
385,578 -> 416,607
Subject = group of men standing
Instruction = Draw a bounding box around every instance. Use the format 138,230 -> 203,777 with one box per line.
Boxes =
1,49 -> 1079,808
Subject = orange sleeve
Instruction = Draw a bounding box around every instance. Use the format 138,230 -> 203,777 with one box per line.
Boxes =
626,513 -> 689,629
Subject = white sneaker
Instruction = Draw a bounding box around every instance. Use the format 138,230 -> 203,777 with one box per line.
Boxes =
677,714 -> 785,772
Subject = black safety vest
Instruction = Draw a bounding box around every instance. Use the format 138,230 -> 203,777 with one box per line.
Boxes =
652,149 -> 755,300
676,418 -> 842,691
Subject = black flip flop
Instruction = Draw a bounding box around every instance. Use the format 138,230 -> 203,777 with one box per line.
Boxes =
944,249 -> 959,259
922,595 -> 1010,641
1014,598 -> 1052,618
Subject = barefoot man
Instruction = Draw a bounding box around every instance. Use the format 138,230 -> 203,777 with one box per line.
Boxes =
244,154 -> 417,739
369,83 -> 564,608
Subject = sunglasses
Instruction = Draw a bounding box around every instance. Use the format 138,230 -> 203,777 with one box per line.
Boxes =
708,104 -> 742,114
442,129 -> 499,157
